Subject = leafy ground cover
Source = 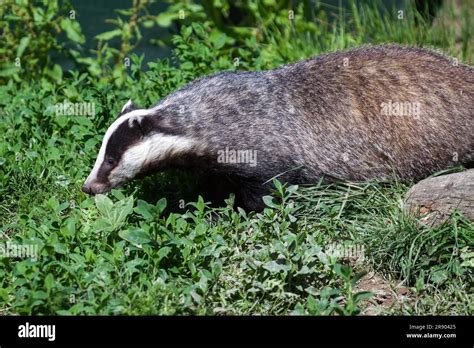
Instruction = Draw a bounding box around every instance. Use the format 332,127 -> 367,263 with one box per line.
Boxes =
0,0 -> 472,315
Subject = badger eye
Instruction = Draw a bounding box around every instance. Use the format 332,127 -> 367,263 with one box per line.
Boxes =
106,157 -> 115,165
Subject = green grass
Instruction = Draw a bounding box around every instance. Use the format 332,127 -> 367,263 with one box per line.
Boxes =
0,0 -> 473,315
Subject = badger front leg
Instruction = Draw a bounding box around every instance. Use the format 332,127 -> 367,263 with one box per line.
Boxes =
200,174 -> 268,211
234,180 -> 272,212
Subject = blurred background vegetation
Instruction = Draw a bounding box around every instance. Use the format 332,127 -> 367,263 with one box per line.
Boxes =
0,0 -> 472,315
1,0 -> 472,86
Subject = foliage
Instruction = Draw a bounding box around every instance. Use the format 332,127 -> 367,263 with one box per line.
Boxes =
0,0 -> 82,82
0,0 -> 472,315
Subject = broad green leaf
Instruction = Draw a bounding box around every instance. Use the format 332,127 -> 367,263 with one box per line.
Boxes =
119,228 -> 151,246
156,12 -> 175,27
95,194 -> 113,216
262,195 -> 278,208
430,270 -> 448,284
180,61 -> 194,70
44,274 -> 54,293
134,199 -> 155,221
209,31 -> 227,49
32,290 -> 48,300
60,18 -> 85,44
156,197 -> 167,214
157,246 -> 171,261
0,64 -> 20,76
263,260 -> 291,274
95,29 -> 122,41
44,64 -> 63,82
112,197 -> 134,225
16,36 -> 30,57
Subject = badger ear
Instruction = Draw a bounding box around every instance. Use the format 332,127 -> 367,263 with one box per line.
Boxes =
129,116 -> 144,135
120,99 -> 136,115
128,114 -> 155,136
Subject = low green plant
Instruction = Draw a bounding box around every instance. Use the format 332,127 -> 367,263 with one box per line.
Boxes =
0,0 -> 472,316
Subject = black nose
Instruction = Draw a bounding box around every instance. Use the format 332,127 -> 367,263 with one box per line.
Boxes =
82,184 -> 93,195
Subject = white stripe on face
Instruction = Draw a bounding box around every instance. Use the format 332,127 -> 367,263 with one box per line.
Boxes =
84,108 -> 152,185
108,133 -> 196,186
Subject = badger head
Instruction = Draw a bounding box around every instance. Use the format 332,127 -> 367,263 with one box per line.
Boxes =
82,100 -> 195,195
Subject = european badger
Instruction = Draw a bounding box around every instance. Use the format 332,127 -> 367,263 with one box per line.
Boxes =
83,45 -> 473,211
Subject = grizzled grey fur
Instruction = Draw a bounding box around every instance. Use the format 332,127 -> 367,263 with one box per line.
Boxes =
89,45 -> 474,211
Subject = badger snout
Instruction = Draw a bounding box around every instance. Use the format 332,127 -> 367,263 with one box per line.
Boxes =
81,181 -> 110,195
81,183 -> 95,195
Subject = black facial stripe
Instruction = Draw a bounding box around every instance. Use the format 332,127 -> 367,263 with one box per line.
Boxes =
96,160 -> 114,182
149,109 -> 187,136
97,112 -> 185,184
93,119 -> 144,184
105,120 -> 143,162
